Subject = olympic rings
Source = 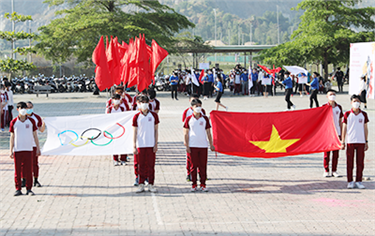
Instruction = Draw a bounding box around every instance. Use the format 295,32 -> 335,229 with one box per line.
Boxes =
103,123 -> 125,140
58,124 -> 125,147
90,132 -> 113,146
81,128 -> 101,140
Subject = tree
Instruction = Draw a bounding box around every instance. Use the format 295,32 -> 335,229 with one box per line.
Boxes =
36,0 -> 195,65
257,0 -> 375,78
0,12 -> 36,75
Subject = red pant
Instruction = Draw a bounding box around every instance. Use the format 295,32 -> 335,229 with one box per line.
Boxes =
1,111 -> 6,129
324,150 -> 339,172
234,84 -> 241,94
14,151 -> 33,191
186,153 -> 191,175
138,147 -> 155,185
21,147 -> 39,178
190,147 -> 207,186
346,144 -> 365,182
113,154 -> 127,162
134,154 -> 138,177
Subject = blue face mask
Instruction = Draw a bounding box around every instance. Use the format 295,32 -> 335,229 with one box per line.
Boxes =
26,109 -> 33,115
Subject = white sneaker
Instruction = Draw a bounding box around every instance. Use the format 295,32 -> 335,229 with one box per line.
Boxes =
355,182 -> 366,189
148,184 -> 157,193
347,181 -> 355,189
300,94 -> 303,97
291,105 -> 296,110
323,172 -> 331,178
113,160 -> 120,166
225,106 -> 229,111
121,161 -> 127,165
285,109 -> 291,111
136,184 -> 145,193
332,172 -> 341,178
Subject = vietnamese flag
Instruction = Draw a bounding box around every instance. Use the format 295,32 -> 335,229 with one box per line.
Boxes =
210,106 -> 341,158
92,36 -> 112,91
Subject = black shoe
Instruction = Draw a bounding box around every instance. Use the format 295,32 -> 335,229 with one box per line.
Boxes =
26,190 -> 35,196
21,178 -> 26,188
134,177 -> 139,186
186,175 -> 191,182
175,98 -> 178,100
14,190 -> 23,196
34,179 -> 42,187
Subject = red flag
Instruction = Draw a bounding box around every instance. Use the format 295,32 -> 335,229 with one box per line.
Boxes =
258,64 -> 271,74
92,36 -> 112,91
198,69 -> 205,84
151,39 -> 169,78
120,38 -> 134,85
210,106 -> 341,158
137,34 -> 151,92
107,36 -> 121,85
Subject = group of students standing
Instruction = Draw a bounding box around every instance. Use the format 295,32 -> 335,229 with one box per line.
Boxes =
1,79 -> 14,132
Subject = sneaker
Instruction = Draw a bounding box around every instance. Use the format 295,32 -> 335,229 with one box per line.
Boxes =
0,128 -> 4,132
21,178 -> 26,188
144,178 -> 149,186
285,109 -> 291,111
200,185 -> 208,192
175,98 -> 178,101
136,184 -> 145,193
225,106 -> 229,111
14,190 -> 22,196
120,161 -> 127,166
34,179 -> 42,187
26,190 -> 35,196
186,175 -> 191,182
291,105 -> 296,110
323,172 -> 331,178
148,184 -> 157,193
113,160 -> 120,166
347,181 -> 355,189
190,184 -> 197,192
134,177 -> 139,186
332,172 -> 341,178
355,182 -> 366,189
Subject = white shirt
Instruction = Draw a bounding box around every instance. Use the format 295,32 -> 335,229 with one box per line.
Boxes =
132,111 -> 159,148
258,72 -> 264,82
185,74 -> 191,85
323,103 -> 343,136
6,90 -> 13,106
28,113 -> 43,147
234,74 -> 241,84
262,76 -> 272,85
343,109 -> 369,144
183,114 -> 211,148
182,107 -> 206,122
359,79 -> 366,93
10,116 -> 37,152
0,92 -> 8,110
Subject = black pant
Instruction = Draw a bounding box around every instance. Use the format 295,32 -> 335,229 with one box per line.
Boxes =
171,84 -> 178,99
250,82 -> 256,94
186,84 -> 191,96
203,83 -> 210,96
310,89 -> 319,108
7,105 -> 13,126
209,82 -> 213,97
257,82 -> 263,95
285,88 -> 294,109
337,80 -> 343,92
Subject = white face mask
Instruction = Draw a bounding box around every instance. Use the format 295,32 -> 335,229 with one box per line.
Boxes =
194,107 -> 202,113
113,100 -> 121,105
352,102 -> 360,109
140,103 -> 149,111
328,95 -> 336,101
284,75 -> 288,79
19,109 -> 27,116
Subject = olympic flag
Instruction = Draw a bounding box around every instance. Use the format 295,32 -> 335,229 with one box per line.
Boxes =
42,111 -> 138,156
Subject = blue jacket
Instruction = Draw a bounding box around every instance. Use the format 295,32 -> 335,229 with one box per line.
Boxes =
310,77 -> 319,90
282,77 -> 293,89
251,72 -> 258,81
169,76 -> 179,85
207,74 -> 214,83
216,81 -> 223,92
241,73 -> 249,82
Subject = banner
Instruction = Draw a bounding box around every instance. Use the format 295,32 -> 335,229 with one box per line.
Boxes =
42,111 -> 138,156
210,106 -> 340,158
283,65 -> 308,76
349,42 -> 375,99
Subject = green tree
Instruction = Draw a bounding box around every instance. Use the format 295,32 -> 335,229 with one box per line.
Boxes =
36,0 -> 195,65
257,0 -> 375,78
0,12 -> 36,75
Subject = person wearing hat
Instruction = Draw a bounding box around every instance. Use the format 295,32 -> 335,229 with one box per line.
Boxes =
281,71 -> 295,110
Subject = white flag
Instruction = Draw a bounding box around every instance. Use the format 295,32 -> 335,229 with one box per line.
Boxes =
191,67 -> 200,87
42,111 -> 138,156
248,65 -> 253,96
283,65 -> 308,76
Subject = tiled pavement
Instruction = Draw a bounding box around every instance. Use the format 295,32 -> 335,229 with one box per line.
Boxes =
0,86 -> 374,235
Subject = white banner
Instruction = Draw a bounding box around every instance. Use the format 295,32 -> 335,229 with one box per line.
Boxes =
42,111 -> 138,156
199,63 -> 209,70
283,65 -> 308,76
349,42 -> 375,99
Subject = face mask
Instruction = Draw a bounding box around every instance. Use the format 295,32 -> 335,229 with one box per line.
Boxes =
328,95 -> 336,101
140,103 -> 149,110
19,109 -> 27,116
194,107 -> 202,113
113,100 -> 121,105
352,102 -> 360,109
26,109 -> 33,115
284,75 -> 288,79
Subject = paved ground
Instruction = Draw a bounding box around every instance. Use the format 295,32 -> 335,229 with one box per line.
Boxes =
0,86 -> 374,236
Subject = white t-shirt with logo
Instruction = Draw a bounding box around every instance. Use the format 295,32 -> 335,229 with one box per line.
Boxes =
183,114 -> 211,148
323,103 -> 343,136
343,109 -> 369,144
132,111 -> 160,148
9,116 -> 37,152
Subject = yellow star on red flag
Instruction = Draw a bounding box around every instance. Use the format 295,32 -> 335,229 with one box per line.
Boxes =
249,125 -> 300,153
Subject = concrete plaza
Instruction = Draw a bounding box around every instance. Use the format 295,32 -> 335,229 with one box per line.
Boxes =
0,86 -> 374,236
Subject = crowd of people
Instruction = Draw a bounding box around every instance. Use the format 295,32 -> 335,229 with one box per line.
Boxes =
3,62 -> 370,196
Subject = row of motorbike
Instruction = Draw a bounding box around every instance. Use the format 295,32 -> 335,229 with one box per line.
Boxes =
8,75 -> 98,94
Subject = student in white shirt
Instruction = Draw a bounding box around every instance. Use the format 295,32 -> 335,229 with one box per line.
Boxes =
358,75 -> 367,109
341,95 -> 369,189
183,99 -> 214,192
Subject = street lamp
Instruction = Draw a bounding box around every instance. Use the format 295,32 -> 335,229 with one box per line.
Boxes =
213,8 -> 217,64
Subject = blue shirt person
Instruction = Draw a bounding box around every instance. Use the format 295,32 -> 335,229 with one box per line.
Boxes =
251,71 -> 258,81
169,74 -> 179,85
282,76 -> 293,89
310,76 -> 319,90
215,81 -> 223,92
241,72 -> 249,82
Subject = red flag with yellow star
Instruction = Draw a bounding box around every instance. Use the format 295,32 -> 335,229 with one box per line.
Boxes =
210,106 -> 341,158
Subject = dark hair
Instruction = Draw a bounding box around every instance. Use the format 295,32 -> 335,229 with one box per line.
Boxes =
350,94 -> 361,101
191,98 -> 202,107
337,67 -> 341,70
285,71 -> 290,75
26,101 -> 34,106
17,102 -> 27,109
112,94 -> 121,100
137,95 -> 149,103
148,89 -> 156,99
326,89 -> 337,94
313,72 -> 320,77
5,82 -> 11,87
190,93 -> 199,99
